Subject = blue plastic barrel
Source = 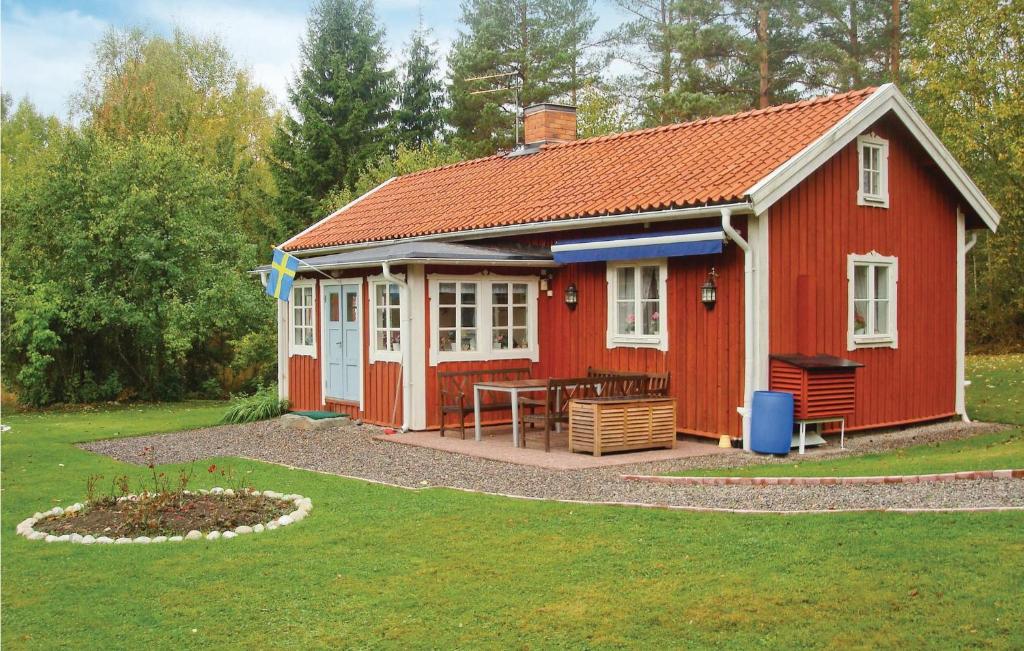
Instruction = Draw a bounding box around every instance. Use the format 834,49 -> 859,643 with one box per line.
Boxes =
750,391 -> 794,455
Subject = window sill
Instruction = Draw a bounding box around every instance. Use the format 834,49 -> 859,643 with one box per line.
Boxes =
849,337 -> 896,350
607,336 -> 667,351
857,194 -> 889,208
430,348 -> 538,366
289,348 -> 317,359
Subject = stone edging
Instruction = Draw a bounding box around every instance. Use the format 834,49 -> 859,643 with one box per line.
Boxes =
620,468 -> 1024,486
15,488 -> 312,544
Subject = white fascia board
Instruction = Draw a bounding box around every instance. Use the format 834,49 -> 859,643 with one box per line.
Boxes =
287,202 -> 754,258
747,84 -> 1000,233
551,230 -> 725,253
278,177 -> 397,250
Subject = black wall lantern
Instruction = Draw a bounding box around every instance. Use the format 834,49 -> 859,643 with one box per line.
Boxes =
701,268 -> 718,308
564,283 -> 579,310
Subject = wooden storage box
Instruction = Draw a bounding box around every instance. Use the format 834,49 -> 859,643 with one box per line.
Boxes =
568,398 -> 677,456
769,354 -> 863,420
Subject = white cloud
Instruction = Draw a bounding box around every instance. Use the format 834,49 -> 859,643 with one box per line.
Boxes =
0,4 -> 108,117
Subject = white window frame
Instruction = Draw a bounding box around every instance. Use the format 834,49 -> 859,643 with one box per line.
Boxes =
847,251 -> 898,350
368,275 -> 405,364
856,134 -> 889,208
289,279 -> 317,358
606,259 -> 669,351
428,273 -> 539,365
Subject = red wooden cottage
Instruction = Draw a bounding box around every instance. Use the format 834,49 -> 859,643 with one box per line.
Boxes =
264,84 -> 1000,450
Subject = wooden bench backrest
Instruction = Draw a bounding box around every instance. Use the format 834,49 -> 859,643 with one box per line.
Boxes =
437,366 -> 532,407
543,377 -> 606,416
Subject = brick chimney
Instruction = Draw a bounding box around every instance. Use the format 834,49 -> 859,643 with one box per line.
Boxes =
523,103 -> 577,145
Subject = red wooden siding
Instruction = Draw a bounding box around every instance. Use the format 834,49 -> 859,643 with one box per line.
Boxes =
769,115 -> 959,430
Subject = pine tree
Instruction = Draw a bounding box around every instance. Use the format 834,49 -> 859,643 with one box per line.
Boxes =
802,0 -> 902,93
448,0 -> 596,153
396,22 -> 446,148
271,0 -> 395,233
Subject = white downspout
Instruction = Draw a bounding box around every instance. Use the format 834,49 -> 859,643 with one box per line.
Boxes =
382,262 -> 412,432
722,207 -> 754,451
960,231 -> 978,422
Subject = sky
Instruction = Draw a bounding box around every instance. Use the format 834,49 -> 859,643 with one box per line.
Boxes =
1,0 -> 624,119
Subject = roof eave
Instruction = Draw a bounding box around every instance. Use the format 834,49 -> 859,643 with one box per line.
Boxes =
746,83 -> 1000,232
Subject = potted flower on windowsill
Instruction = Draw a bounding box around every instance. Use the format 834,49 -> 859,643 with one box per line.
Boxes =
625,314 -> 636,334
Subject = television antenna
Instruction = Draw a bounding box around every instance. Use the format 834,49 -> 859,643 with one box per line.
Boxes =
464,71 -> 523,145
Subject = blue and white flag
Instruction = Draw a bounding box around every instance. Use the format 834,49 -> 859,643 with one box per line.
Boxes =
266,248 -> 300,301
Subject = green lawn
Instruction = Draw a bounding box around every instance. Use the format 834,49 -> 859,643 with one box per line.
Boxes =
2,366 -> 1023,649
668,354 -> 1024,479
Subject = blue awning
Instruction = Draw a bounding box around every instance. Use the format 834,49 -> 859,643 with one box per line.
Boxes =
551,227 -> 725,264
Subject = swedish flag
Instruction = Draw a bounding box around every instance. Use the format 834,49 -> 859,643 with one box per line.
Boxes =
266,248 -> 300,301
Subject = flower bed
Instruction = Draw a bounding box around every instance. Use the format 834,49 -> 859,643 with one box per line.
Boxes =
15,489 -> 313,544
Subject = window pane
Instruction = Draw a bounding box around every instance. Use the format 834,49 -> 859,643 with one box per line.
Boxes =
438,330 -> 455,351
492,283 -> 508,304
376,331 -> 388,351
854,265 -> 869,299
294,329 -> 303,346
388,284 -> 401,307
642,301 -> 660,335
375,284 -> 386,306
460,330 -> 476,351
493,306 -> 508,327
492,329 -> 508,349
617,267 -> 635,300
512,306 -> 527,327
376,307 -> 387,329
853,300 -> 869,335
329,293 -> 340,322
389,330 -> 401,351
874,299 -> 889,334
617,302 -> 635,335
293,307 -> 303,326
438,283 -> 456,305
438,307 -> 455,328
512,283 -> 528,304
304,329 -> 314,346
512,328 -> 529,349
460,283 -> 476,305
461,306 -> 476,327
641,266 -> 659,299
346,292 -> 357,322
874,265 -> 889,299
390,307 -> 401,329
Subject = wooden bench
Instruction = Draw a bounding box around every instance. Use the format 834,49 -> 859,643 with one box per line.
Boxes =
587,367 -> 671,397
438,367 -> 532,439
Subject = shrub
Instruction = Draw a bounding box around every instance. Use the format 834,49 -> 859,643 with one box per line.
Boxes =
220,385 -> 288,424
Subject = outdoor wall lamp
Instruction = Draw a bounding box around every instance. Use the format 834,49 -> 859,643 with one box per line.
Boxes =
564,283 -> 578,310
701,268 -> 718,308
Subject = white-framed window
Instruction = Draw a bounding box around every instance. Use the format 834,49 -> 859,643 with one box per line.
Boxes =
847,252 -> 898,350
606,260 -> 668,350
290,280 -> 317,357
369,280 -> 403,363
857,134 -> 889,208
429,274 -> 538,364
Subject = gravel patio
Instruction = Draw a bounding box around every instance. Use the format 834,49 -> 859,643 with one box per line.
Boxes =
81,418 -> 1024,513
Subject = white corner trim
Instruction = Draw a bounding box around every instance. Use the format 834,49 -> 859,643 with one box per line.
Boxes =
856,134 -> 890,208
846,251 -> 899,351
747,84 -> 1000,232
605,259 -> 669,352
288,279 -> 318,359
751,210 -> 771,391
278,177 -> 396,250
277,300 -> 289,401
427,272 -> 541,366
955,209 -> 968,419
407,265 -> 428,430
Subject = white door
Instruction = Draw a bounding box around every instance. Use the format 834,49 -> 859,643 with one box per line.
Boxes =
325,285 -> 360,402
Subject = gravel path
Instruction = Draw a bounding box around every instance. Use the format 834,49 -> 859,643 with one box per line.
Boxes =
80,419 -> 1024,513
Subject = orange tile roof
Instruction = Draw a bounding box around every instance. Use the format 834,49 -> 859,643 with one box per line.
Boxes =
284,87 -> 876,251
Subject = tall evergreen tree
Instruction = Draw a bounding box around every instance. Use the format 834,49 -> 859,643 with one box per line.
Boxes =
448,0 -> 596,153
802,0 -> 904,93
271,0 -> 395,233
396,22 -> 446,148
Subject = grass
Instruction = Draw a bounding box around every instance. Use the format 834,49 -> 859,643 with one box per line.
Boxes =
1,361 -> 1023,649
666,354 -> 1024,479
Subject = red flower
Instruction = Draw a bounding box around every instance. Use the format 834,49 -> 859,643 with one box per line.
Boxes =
207,464 -> 217,473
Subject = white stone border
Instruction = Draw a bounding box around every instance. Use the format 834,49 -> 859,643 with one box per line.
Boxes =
15,488 -> 313,544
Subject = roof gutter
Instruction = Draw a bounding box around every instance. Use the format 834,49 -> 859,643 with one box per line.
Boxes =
721,207 -> 754,452
286,202 -> 755,258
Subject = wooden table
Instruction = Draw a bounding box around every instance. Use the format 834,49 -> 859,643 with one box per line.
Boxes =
473,378 -> 549,447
